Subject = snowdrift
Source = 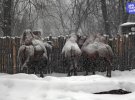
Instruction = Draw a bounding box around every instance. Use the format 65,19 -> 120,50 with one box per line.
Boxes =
1,70 -> 135,100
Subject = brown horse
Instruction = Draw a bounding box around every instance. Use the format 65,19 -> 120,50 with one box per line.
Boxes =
81,34 -> 113,77
62,33 -> 82,76
18,29 -> 52,77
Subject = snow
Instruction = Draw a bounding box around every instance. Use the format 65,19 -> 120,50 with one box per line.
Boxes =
1,70 -> 135,100
120,22 -> 135,26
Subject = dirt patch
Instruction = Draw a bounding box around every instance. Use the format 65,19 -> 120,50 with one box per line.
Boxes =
94,89 -> 131,95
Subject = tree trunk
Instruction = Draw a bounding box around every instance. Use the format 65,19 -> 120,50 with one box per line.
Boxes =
120,0 -> 128,23
120,0 -> 132,23
2,0 -> 13,36
100,0 -> 110,36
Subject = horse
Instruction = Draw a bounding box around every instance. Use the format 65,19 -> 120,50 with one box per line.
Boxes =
18,29 -> 52,77
62,33 -> 82,76
81,33 -> 113,77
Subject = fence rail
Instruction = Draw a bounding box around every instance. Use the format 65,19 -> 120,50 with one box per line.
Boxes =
0,34 -> 135,74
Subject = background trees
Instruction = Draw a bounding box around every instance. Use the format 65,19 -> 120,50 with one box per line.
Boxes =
0,0 -> 135,37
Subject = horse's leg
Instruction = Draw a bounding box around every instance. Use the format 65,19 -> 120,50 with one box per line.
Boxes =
73,66 -> 77,76
21,62 -> 29,74
71,69 -> 73,76
67,58 -> 72,76
40,70 -> 44,78
35,65 -> 38,75
83,57 -> 89,76
74,68 -> 77,76
73,58 -> 77,76
106,59 -> 112,77
67,69 -> 71,76
28,67 -> 35,74
27,62 -> 35,74
92,61 -> 96,75
21,55 -> 31,73
68,65 -> 72,76
40,58 -> 48,78
86,70 -> 88,75
37,59 -> 44,78
22,65 -> 28,73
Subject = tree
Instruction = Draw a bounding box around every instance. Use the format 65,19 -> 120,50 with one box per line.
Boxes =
119,0 -> 133,23
100,0 -> 110,36
2,0 -> 13,36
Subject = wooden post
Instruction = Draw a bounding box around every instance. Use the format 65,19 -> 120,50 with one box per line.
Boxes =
3,37 -> 6,72
12,38 -> 16,74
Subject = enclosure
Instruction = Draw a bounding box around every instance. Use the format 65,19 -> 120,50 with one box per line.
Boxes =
0,33 -> 135,74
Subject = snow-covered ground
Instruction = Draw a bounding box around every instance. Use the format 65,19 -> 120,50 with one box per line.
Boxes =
1,70 -> 135,100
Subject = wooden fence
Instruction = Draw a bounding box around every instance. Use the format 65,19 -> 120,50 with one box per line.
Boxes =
109,34 -> 135,71
0,34 -> 135,74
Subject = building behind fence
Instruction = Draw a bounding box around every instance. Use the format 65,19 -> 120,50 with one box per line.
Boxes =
0,34 -> 135,74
